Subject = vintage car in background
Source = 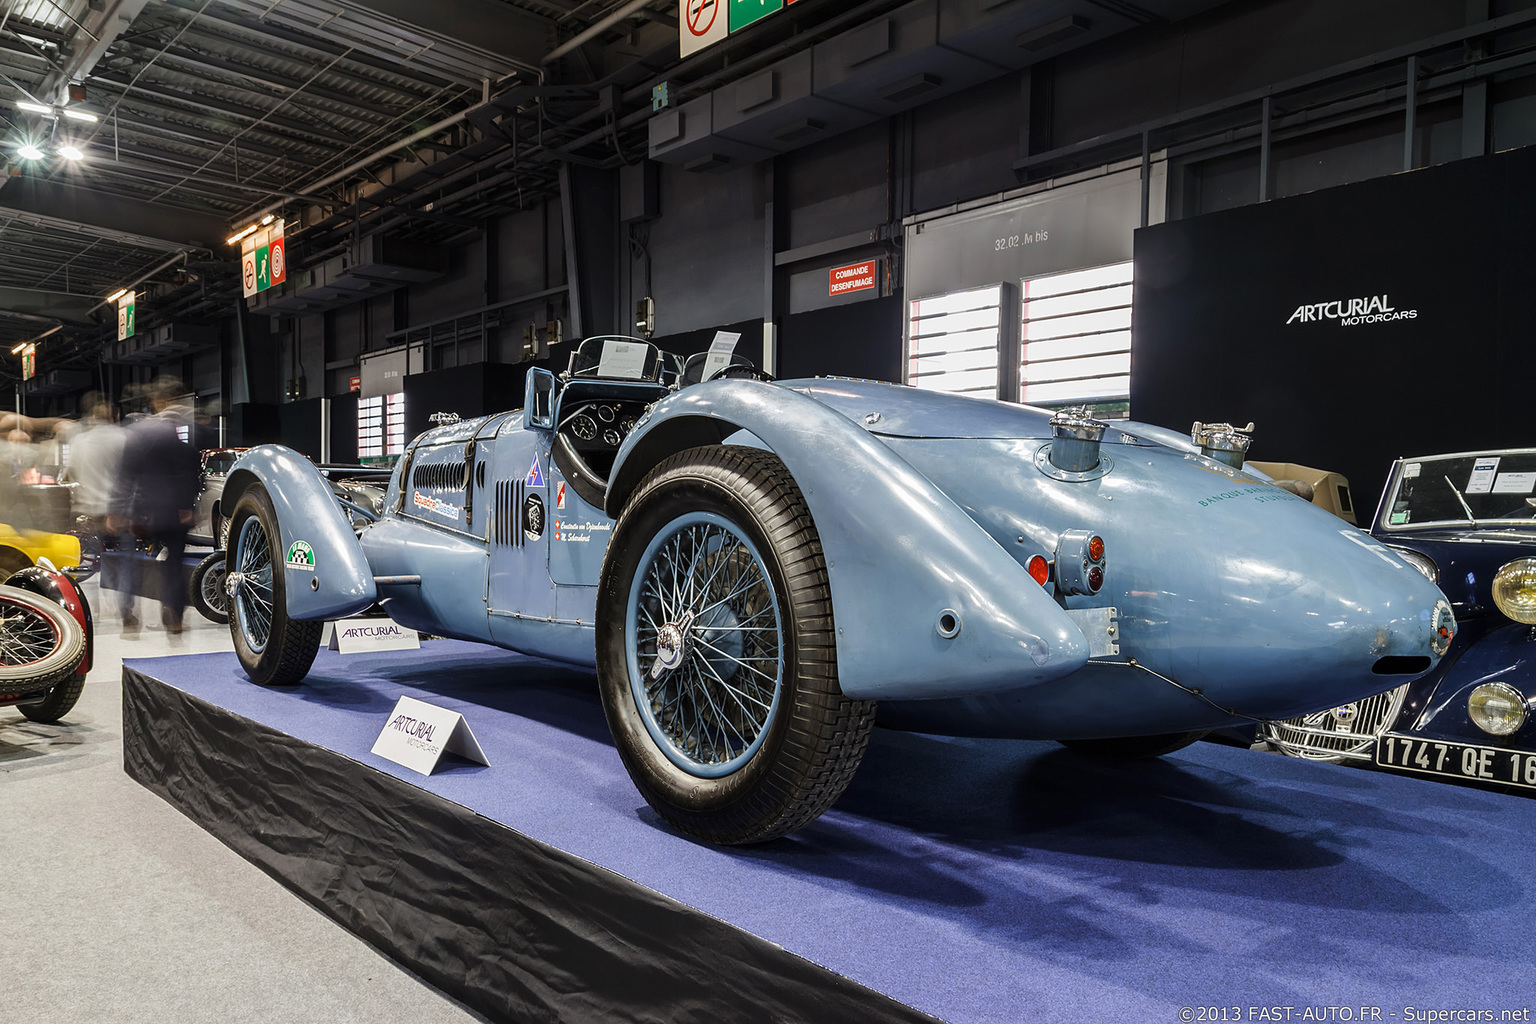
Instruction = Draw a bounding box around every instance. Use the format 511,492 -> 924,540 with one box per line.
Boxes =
0,521 -> 82,580
1264,449 -> 1536,792
191,448 -> 390,548
219,336 -> 1453,845
0,562 -> 93,724
189,448 -> 245,547
1248,460 -> 1357,524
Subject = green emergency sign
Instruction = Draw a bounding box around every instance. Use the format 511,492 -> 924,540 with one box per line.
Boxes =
729,0 -> 781,31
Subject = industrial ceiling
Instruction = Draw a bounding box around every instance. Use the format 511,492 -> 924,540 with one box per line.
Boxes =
0,0 -> 1220,378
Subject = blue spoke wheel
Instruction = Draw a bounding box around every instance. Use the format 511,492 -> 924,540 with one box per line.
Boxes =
598,445 -> 876,845
227,485 -> 322,686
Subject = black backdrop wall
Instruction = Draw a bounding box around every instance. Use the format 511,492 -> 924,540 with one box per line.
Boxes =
1132,145 -> 1536,510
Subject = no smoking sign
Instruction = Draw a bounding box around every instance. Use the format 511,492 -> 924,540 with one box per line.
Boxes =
679,0 -> 727,57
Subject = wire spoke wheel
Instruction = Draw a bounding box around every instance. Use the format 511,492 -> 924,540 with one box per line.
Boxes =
227,485 -> 322,686
630,513 -> 783,778
0,600 -> 64,667
190,551 -> 230,624
598,445 -> 876,846
234,516 -> 274,652
0,585 -> 86,700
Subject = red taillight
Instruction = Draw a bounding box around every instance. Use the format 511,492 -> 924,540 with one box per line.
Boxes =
1027,554 -> 1050,586
1087,535 -> 1104,562
1087,565 -> 1104,593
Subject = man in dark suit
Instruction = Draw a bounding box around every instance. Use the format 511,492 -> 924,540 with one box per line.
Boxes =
109,377 -> 203,636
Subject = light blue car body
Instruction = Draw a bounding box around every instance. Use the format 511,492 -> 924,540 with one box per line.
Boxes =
225,370 -> 1451,740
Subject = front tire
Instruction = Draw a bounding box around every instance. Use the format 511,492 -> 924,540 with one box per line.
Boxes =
190,551 -> 230,624
0,586 -> 86,700
227,486 -> 321,686
597,446 -> 875,845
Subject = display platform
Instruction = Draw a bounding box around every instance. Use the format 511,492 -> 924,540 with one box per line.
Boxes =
125,643 -> 1536,1024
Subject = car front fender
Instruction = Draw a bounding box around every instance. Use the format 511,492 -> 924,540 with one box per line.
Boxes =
224,445 -> 377,621
607,381 -> 1092,701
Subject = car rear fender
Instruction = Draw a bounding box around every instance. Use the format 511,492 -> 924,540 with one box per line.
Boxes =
607,381 -> 1092,701
223,445 -> 377,620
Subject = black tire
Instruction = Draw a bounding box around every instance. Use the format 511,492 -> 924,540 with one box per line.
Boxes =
227,486 -> 322,686
0,586 -> 86,699
1059,730 -> 1210,760
597,445 -> 876,845
190,550 -> 230,624
17,673 -> 86,723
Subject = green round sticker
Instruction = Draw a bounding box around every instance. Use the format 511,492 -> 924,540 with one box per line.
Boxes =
286,540 -> 315,570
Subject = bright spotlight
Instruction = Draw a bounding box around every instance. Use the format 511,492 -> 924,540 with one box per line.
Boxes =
60,145 -> 83,160
18,144 -> 44,159
16,101 -> 52,115
63,109 -> 98,122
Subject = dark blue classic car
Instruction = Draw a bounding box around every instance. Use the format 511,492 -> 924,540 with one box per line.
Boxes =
1265,449 -> 1536,791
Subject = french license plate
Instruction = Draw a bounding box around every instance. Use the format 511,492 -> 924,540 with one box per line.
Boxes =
1376,733 -> 1536,789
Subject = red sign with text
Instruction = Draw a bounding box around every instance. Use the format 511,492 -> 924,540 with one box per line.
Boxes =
828,260 -> 877,297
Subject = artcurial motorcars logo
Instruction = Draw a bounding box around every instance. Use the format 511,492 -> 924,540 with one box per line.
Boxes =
1285,294 -> 1418,327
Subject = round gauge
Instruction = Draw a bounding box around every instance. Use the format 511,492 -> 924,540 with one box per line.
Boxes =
596,404 -> 616,423
571,414 -> 598,441
618,416 -> 637,435
602,428 -> 622,447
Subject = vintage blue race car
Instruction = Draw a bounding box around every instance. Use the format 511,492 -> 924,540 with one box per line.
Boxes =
1264,449 -> 1536,792
220,337 -> 1454,844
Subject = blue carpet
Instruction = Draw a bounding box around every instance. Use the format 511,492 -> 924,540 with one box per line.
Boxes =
128,642 -> 1536,1024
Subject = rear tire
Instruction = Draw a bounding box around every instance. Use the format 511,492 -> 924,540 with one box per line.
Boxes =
227,486 -> 321,686
190,551 -> 229,624
1059,731 -> 1209,760
597,445 -> 875,845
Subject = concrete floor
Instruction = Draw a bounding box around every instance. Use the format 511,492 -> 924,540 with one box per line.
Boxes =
0,573 -> 487,1024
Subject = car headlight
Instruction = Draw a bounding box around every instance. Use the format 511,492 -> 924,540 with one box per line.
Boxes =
1468,681 -> 1528,736
1491,557 -> 1536,624
1388,546 -> 1438,583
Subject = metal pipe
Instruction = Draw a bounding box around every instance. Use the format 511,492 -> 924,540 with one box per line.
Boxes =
543,0 -> 657,65
233,105 -> 479,228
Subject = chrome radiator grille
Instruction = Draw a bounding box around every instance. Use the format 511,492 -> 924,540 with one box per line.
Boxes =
1262,684 -> 1410,763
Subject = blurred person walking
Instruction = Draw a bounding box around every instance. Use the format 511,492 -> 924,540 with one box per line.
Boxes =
109,377 -> 202,637
60,393 -> 134,629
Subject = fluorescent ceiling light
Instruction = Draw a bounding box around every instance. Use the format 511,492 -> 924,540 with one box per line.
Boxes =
106,288 -> 128,303
16,101 -> 52,114
63,109 -> 97,122
18,144 -> 44,159
225,224 -> 259,245
60,145 -> 83,160
10,342 -> 27,354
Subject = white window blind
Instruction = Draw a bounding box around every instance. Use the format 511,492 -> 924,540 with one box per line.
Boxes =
358,393 -> 406,458
1020,262 -> 1133,409
907,284 -> 1002,396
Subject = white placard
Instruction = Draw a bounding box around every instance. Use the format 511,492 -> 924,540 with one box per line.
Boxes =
1466,457 -> 1500,494
370,695 -> 489,776
596,339 -> 647,379
1493,472 -> 1536,494
328,618 -> 421,653
701,330 -> 741,381
679,0 -> 727,58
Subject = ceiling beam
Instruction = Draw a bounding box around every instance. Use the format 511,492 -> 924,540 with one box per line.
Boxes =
327,0 -> 549,72
0,177 -> 224,251
36,0 -> 154,107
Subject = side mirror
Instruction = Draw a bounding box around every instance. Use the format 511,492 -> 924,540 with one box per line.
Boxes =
525,368 -> 556,430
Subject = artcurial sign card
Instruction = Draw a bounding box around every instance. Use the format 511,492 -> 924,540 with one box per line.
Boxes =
371,695 -> 489,776
327,618 -> 421,653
